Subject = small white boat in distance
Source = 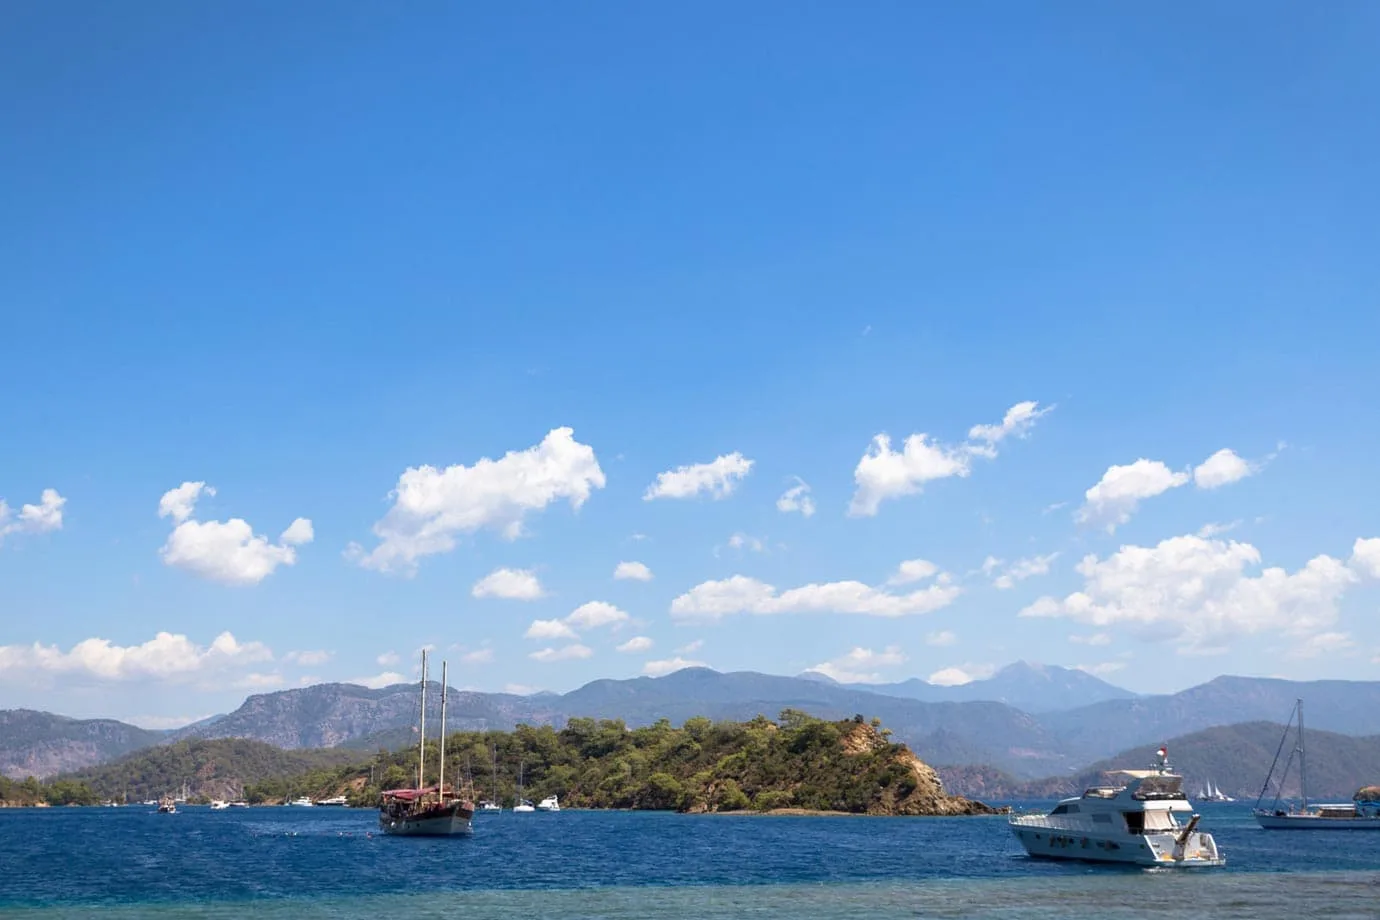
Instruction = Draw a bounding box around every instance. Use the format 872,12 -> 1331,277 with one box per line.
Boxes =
1010,747 -> 1224,867
536,795 -> 560,812
317,795 -> 348,807
288,796 -> 314,807
512,799 -> 536,813
478,800 -> 502,812
228,801 -> 249,808
209,800 -> 229,810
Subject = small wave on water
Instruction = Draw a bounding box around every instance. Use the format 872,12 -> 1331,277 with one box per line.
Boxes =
1,805 -> 1378,918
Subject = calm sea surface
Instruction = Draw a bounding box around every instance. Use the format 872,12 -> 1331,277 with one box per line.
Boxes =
1,803 -> 1378,918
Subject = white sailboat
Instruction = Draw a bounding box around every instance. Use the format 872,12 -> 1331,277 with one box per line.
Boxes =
512,762 -> 535,813
478,745 -> 502,812
1255,699 -> 1380,829
378,651 -> 475,836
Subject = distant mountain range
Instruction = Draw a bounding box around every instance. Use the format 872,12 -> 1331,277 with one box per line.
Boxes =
0,710 -> 165,779
940,721 -> 1380,802
806,661 -> 1137,712
6,664 -> 1380,782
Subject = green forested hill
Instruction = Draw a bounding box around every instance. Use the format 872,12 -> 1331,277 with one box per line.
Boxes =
256,711 -> 1000,815
66,739 -> 358,802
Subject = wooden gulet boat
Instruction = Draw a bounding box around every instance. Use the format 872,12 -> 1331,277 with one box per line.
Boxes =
379,651 -> 475,836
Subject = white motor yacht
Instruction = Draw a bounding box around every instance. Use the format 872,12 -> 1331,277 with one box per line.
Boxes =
317,795 -> 349,807
1010,747 -> 1224,867
288,796 -> 314,807
512,799 -> 536,813
536,795 -> 560,812
209,800 -> 229,810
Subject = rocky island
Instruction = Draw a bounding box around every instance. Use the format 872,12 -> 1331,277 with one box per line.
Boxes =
25,711 -> 1003,816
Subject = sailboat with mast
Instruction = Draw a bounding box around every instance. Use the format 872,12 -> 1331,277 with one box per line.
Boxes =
378,650 -> 475,836
478,745 -> 502,812
1255,699 -> 1380,829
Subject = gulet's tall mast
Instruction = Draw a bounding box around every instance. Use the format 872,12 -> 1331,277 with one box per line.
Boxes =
418,650 -> 428,791
439,661 -> 448,799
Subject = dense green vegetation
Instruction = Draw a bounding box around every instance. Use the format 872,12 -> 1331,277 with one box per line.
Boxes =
254,710 -> 995,815
0,775 -> 100,806
65,739 -> 358,802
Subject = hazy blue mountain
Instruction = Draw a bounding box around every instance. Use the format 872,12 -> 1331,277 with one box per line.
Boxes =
0,710 -> 166,779
169,681 -> 561,749
941,720 -> 1380,802
13,667 -> 1380,782
848,661 -> 1137,712
1041,675 -> 1380,763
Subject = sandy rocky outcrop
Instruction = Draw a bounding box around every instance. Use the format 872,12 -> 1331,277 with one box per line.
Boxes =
842,723 -> 1005,816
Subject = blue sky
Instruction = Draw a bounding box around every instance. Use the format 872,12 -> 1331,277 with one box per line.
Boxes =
2,2 -> 1378,725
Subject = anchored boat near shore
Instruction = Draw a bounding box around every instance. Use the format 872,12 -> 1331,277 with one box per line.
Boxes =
378,651 -> 474,837
1254,699 -> 1380,829
1009,746 -> 1224,867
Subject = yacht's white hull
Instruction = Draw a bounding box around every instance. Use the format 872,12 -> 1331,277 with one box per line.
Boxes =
1256,812 -> 1380,830
1009,823 -> 1224,867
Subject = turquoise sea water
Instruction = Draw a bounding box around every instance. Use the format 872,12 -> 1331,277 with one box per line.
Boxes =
1,804 -> 1378,918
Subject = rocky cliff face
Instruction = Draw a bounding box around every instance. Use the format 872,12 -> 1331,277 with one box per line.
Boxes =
842,723 -> 1003,816
0,711 -> 165,779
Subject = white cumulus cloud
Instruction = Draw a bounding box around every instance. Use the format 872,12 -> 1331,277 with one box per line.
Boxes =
809,645 -> 906,683
643,452 -> 753,501
1075,460 -> 1189,532
0,488 -> 67,543
529,644 -> 592,663
776,477 -> 816,517
0,631 -> 273,684
992,553 -> 1060,590
284,649 -> 332,666
472,567 -> 547,600
1193,448 -> 1255,489
376,651 -> 400,667
887,559 -> 940,586
524,619 -> 578,641
927,663 -> 995,686
565,601 -> 630,630
1021,533 -> 1367,654
850,401 -> 1050,517
967,400 -> 1053,446
1350,538 -> 1380,578
1287,631 -> 1354,660
642,656 -> 707,677
347,427 -> 605,575
613,561 -> 653,581
670,571 -> 961,622
616,636 -> 654,654
157,482 -> 312,586
524,601 -> 630,642
353,671 -> 406,689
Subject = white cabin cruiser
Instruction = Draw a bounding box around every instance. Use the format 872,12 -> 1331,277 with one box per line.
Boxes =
536,795 -> 560,812
1010,747 -> 1224,867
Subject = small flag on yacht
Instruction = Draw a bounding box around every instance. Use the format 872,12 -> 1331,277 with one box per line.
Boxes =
1157,745 -> 1167,758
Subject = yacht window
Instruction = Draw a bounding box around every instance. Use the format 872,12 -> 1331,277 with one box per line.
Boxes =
1142,811 -> 1175,831
1093,813 -> 1112,824
1050,804 -> 1069,815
